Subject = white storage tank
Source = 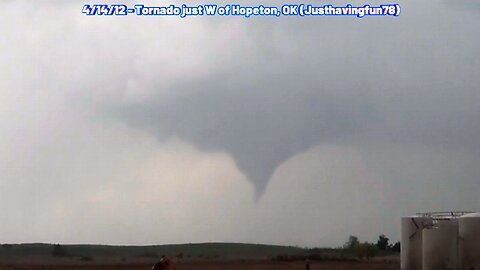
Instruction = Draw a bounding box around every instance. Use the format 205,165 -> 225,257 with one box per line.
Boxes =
423,219 -> 459,270
402,216 -> 428,270
459,213 -> 480,270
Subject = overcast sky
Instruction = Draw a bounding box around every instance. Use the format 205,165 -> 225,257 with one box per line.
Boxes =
0,0 -> 479,247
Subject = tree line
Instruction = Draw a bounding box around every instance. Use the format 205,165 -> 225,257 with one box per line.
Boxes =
343,234 -> 400,259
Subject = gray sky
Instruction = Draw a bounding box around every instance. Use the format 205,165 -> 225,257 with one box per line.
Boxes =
0,0 -> 479,247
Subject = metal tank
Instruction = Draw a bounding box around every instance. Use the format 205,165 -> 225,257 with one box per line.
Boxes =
422,218 -> 459,270
401,216 -> 429,270
459,212 -> 480,270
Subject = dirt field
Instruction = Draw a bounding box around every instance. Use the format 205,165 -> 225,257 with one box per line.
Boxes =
0,260 -> 399,270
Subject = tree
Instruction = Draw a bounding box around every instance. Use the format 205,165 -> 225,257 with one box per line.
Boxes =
391,241 -> 401,252
344,235 -> 360,250
376,234 -> 390,251
355,242 -> 379,259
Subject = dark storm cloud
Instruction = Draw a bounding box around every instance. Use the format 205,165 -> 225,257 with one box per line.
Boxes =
119,69 -> 378,197
114,0 -> 480,198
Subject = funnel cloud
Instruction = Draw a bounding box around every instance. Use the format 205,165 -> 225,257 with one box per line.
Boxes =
119,70 -> 378,198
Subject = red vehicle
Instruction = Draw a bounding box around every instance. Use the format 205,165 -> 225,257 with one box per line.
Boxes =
152,256 -> 176,270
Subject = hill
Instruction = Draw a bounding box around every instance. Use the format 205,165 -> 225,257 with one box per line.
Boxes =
0,242 -> 306,262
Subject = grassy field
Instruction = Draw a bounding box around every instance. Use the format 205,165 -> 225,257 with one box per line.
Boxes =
0,243 -> 399,270
0,260 -> 400,270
